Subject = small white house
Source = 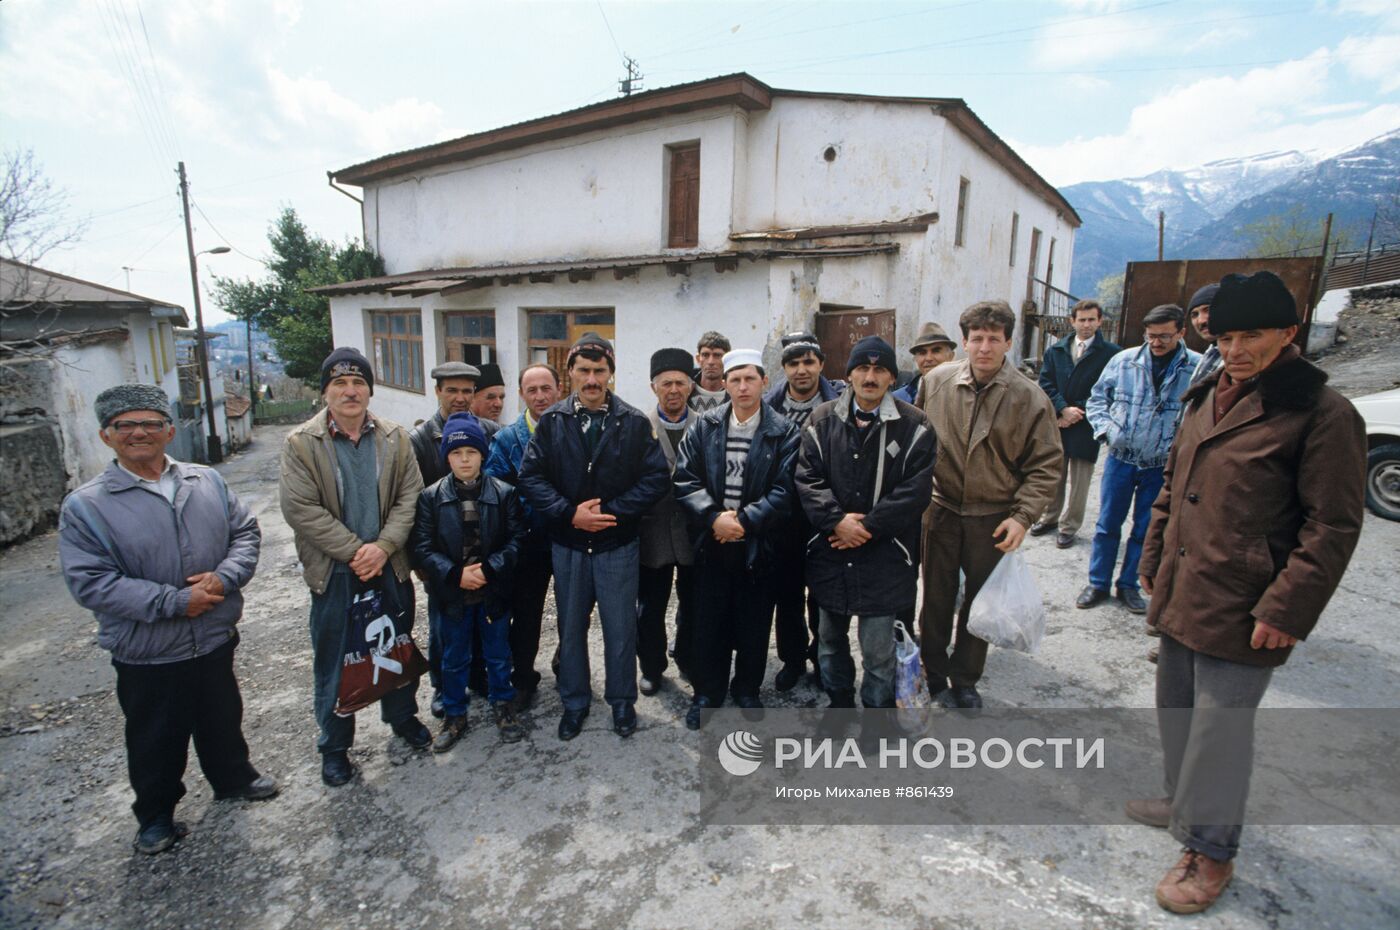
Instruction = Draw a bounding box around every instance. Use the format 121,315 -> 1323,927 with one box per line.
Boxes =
318,73 -> 1080,426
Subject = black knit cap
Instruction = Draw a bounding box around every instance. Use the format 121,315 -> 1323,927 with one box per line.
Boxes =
650,347 -> 693,379
846,335 -> 898,376
320,347 -> 374,394
1210,272 -> 1298,335
566,331 -> 616,370
781,330 -> 825,364
474,363 -> 505,390
1186,283 -> 1219,312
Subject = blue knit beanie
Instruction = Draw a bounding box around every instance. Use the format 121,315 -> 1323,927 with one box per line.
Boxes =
440,413 -> 489,462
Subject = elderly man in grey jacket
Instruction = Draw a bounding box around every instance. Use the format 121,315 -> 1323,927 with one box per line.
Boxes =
60,384 -> 276,856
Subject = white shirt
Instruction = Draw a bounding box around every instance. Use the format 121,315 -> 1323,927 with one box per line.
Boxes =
120,455 -> 179,503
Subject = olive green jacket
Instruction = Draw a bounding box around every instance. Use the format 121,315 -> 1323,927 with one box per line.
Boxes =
278,410 -> 423,595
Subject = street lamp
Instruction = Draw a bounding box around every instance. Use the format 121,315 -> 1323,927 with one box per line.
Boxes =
188,244 -> 230,462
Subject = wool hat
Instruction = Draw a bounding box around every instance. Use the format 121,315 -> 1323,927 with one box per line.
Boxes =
650,347 -> 694,379
440,413 -> 489,462
1186,283 -> 1219,312
95,383 -> 171,427
430,361 -> 481,382
474,362 -> 505,390
910,321 -> 956,350
722,348 -> 765,376
1209,272 -> 1298,335
320,347 -> 374,393
846,335 -> 898,376
566,331 -> 616,370
780,331 -> 825,364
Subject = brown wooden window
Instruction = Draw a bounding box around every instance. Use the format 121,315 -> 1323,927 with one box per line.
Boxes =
954,177 -> 970,247
442,311 -> 496,367
667,143 -> 700,248
1009,212 -> 1019,267
369,310 -> 424,393
527,309 -> 616,387
1026,227 -> 1043,302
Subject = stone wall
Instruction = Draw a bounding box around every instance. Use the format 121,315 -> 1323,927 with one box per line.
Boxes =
0,359 -> 70,546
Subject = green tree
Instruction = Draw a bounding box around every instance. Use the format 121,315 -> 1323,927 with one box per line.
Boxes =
1240,205 -> 1350,259
211,208 -> 383,384
1095,271 -> 1125,320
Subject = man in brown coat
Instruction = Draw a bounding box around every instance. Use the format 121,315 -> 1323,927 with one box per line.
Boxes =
915,300 -> 1061,708
1132,271 -> 1367,914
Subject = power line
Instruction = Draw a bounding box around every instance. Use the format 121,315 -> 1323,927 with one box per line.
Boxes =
107,0 -> 180,161
596,1 -> 625,63
190,199 -> 262,263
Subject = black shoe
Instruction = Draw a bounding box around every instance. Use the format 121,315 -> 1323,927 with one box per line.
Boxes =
612,703 -> 638,738
934,687 -> 960,709
134,816 -> 189,855
1147,645 -> 1160,664
1118,587 -> 1148,614
558,707 -> 589,741
685,696 -> 713,730
493,702 -> 527,743
826,688 -> 856,709
950,686 -> 983,709
774,662 -> 805,692
509,687 -> 537,714
320,751 -> 357,787
1056,532 -> 1075,549
392,717 -> 433,750
214,774 -> 279,801
1029,520 -> 1058,537
433,715 -> 469,753
430,690 -> 445,719
639,675 -> 661,696
1076,585 -> 1110,609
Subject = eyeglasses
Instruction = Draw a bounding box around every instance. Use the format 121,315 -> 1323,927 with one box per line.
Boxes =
1144,333 -> 1179,344
109,418 -> 170,435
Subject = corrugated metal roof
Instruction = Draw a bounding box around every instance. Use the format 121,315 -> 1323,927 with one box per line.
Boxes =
0,258 -> 188,322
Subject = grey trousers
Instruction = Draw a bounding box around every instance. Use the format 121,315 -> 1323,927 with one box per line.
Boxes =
817,610 -> 897,708
552,540 -> 640,713
1040,454 -> 1095,536
1156,633 -> 1273,861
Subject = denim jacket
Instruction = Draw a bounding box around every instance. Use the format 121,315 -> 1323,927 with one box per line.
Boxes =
1086,342 -> 1201,468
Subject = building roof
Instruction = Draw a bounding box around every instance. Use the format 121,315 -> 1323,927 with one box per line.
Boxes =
310,244 -> 900,297
331,72 -> 1078,227
225,393 -> 252,418
0,258 -> 188,324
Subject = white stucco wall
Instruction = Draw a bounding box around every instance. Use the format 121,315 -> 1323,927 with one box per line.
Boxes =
50,339 -> 137,486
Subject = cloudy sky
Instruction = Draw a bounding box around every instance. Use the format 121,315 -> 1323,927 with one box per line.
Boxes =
3,0 -> 1397,321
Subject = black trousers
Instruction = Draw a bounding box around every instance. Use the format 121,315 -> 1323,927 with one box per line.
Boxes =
771,533 -> 819,668
508,546 -> 554,693
112,636 -> 259,828
692,544 -> 776,704
637,562 -> 696,680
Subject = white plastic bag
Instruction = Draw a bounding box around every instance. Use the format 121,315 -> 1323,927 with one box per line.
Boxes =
966,551 -> 1045,653
893,620 -> 930,709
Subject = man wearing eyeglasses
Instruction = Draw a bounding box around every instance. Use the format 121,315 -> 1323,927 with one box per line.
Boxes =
1080,305 -> 1200,616
59,384 -> 276,856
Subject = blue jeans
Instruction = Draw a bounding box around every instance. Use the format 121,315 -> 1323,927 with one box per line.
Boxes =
441,602 -> 514,716
553,540 -> 640,712
1089,453 -> 1164,593
817,610 -> 897,708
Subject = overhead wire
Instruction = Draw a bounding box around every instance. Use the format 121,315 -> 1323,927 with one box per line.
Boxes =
105,0 -> 181,163
191,200 -> 263,263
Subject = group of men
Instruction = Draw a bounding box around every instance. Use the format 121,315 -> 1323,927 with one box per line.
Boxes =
58,272 -> 1368,916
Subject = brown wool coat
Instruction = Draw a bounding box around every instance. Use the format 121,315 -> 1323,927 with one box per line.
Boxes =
1138,354 -> 1366,667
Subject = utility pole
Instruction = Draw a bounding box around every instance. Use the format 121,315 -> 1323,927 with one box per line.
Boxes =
122,266 -> 134,291
1157,211 -> 1165,262
177,161 -> 222,463
618,57 -> 643,96
246,315 -> 256,421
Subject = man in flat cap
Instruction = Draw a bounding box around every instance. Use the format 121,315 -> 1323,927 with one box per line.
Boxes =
764,331 -> 845,690
279,347 -> 431,786
60,383 -> 276,855
1032,299 -> 1120,549
518,333 -> 671,740
895,321 -> 957,404
797,336 -> 936,709
636,347 -> 700,694
1131,271 -> 1366,914
674,349 -> 801,728
410,359 -> 480,714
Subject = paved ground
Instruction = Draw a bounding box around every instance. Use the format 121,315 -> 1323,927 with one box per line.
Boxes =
1,422 -> 1397,929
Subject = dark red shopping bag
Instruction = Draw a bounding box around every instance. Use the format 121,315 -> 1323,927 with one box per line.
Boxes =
334,579 -> 428,716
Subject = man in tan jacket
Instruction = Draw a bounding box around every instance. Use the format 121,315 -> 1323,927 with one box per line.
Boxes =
915,301 -> 1061,708
279,347 -> 430,787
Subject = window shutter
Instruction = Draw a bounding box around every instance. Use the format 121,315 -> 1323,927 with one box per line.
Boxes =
668,145 -> 700,248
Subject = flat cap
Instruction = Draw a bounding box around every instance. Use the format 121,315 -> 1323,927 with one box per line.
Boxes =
430,361 -> 481,381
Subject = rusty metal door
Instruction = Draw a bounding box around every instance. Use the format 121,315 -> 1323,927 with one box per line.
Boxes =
815,308 -> 895,381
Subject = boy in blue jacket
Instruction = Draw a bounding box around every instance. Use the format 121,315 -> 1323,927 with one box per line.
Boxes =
410,413 -> 528,750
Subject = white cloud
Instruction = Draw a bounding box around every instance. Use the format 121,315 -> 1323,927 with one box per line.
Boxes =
1014,47 -> 1400,185
266,68 -> 447,153
1336,33 -> 1400,92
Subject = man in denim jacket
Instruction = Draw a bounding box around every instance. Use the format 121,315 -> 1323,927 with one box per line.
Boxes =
1080,305 -> 1200,615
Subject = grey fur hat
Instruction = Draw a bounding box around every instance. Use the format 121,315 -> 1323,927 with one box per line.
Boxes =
95,383 -> 171,427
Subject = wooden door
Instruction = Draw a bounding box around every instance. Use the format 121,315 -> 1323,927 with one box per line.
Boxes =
668,145 -> 700,248
815,308 -> 896,381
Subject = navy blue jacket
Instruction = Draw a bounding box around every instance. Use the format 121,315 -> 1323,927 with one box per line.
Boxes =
409,474 -> 526,618
1038,331 -> 1120,462
673,402 -> 801,574
517,392 -> 671,554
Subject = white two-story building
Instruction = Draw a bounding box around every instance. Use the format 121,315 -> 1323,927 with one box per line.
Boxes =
318,73 -> 1079,425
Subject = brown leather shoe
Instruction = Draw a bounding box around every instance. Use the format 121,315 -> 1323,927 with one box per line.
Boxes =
1155,848 -> 1234,914
1124,796 -> 1171,828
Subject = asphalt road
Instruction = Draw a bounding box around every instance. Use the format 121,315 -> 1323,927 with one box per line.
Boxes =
1,423 -> 1397,929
